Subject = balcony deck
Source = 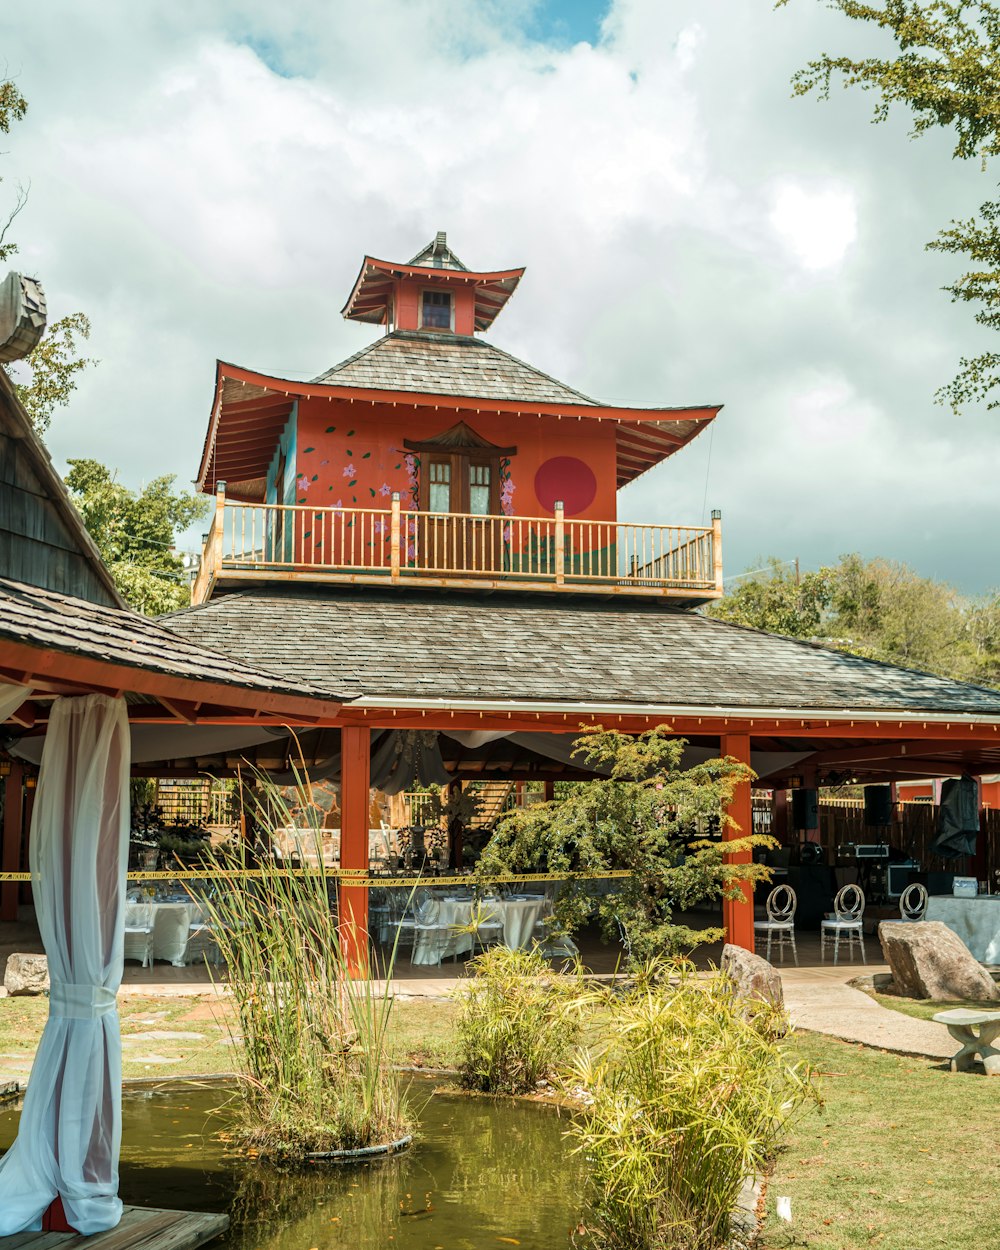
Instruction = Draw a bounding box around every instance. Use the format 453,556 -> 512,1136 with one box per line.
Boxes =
191,496 -> 723,607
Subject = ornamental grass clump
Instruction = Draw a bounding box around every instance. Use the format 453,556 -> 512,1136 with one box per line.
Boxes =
200,774 -> 408,1163
455,945 -> 583,1095
566,959 -> 814,1250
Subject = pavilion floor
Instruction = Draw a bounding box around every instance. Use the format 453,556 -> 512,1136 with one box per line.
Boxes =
0,907 -> 886,993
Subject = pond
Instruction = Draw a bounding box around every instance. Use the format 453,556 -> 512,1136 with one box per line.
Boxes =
0,1079 -> 585,1250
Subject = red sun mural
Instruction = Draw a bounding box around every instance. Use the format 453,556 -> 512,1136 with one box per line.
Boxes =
533,456 -> 598,516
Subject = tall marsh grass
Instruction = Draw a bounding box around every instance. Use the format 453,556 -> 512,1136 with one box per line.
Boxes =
566,959 -> 814,1250
454,945 -> 583,1095
200,778 -> 408,1161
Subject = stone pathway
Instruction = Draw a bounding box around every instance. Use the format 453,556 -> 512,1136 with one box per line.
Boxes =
779,966 -> 954,1059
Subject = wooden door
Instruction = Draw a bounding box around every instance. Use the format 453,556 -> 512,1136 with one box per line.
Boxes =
415,454 -> 502,574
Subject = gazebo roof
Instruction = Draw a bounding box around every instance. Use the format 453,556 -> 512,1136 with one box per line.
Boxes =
161,585 -> 1000,718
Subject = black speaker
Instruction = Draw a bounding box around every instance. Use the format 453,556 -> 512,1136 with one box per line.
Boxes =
791,788 -> 818,830
864,785 -> 893,827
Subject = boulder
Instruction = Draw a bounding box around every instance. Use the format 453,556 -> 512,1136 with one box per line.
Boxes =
721,943 -> 784,1011
878,921 -> 1000,1002
3,952 -> 49,996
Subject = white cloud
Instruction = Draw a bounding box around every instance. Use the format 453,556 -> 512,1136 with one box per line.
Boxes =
769,181 -> 858,271
1,0 -> 998,593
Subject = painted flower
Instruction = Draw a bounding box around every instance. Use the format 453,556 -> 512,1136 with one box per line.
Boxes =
342,464 -> 355,477
296,474 -> 311,492
373,520 -> 384,536
379,482 -> 391,497
407,542 -> 416,559
502,524 -> 511,542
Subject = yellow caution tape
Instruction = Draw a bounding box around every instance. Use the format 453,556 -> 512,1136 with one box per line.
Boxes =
0,868 -> 633,888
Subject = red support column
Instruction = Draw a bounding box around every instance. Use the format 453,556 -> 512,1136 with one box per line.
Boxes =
1,764 -> 24,923
339,727 -> 370,976
721,733 -> 754,953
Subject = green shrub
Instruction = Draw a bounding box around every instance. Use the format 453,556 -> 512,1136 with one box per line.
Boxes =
566,959 -> 814,1250
454,945 -> 583,1095
200,775 -> 408,1161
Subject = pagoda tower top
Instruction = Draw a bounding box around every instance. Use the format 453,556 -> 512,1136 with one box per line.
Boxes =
340,232 -> 524,335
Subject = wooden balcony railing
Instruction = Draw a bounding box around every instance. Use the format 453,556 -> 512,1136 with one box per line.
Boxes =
190,484 -> 723,605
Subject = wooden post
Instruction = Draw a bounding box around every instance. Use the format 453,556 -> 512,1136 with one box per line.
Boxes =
1,763 -> 24,922
721,733 -> 754,953
339,726 -> 370,976
390,492 -> 401,580
554,500 -> 565,586
214,480 -> 226,575
711,509 -> 723,593
544,780 -> 555,802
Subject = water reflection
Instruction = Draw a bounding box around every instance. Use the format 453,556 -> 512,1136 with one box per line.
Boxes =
0,1079 -> 583,1250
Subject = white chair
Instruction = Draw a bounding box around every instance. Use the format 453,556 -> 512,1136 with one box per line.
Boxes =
411,898 -> 453,967
123,902 -> 154,968
151,903 -> 193,967
821,884 -> 866,965
753,884 -> 798,966
899,881 -> 928,922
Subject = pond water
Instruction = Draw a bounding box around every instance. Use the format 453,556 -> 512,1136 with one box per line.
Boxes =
0,1079 -> 585,1250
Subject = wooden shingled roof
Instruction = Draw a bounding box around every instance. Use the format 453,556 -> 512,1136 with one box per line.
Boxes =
161,585 -> 1000,720
197,339 -> 719,496
0,576 -> 349,725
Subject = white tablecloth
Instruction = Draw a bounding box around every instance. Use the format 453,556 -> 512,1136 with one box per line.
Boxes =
409,895 -> 539,964
925,896 -> 1000,964
502,897 -> 547,950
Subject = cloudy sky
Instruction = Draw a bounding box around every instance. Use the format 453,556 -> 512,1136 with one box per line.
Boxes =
2,0 -> 997,592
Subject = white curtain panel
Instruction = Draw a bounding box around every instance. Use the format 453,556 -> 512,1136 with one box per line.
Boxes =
0,680 -> 30,723
0,694 -> 130,1235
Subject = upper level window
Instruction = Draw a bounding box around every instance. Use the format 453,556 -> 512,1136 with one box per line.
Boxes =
422,289 -> 452,330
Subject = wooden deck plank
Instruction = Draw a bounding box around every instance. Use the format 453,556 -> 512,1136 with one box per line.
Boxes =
0,1208 -> 228,1250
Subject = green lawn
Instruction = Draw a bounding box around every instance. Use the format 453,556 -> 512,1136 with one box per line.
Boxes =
760,1031 -> 1000,1250
870,990 -> 1000,1023
0,993 -> 460,1082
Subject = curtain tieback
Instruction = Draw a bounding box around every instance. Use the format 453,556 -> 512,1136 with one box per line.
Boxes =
49,983 -> 117,1019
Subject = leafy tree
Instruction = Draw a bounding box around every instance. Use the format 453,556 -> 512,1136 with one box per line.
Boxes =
477,727 -> 770,963
708,558 -> 831,637
64,459 -> 209,615
784,1 -> 1000,407
0,77 -> 97,432
709,552 -> 997,684
0,78 -> 28,263
13,312 -> 97,435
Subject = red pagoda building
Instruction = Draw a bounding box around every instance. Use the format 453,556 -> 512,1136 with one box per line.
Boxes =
193,233 -> 723,607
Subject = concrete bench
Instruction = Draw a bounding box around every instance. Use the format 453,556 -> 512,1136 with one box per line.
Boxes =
933,1008 -> 1000,1075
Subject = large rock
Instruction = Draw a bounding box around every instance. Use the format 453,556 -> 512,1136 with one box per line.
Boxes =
3,952 -> 49,996
878,921 -> 1000,1002
721,943 -> 784,1011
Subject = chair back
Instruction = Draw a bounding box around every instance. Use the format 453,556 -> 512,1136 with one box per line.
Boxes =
414,896 -> 439,924
832,883 -> 865,922
765,884 -> 797,924
124,901 -> 153,930
899,882 -> 928,922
